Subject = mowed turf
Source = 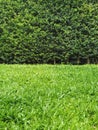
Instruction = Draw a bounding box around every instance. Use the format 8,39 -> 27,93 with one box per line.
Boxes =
0,65 -> 98,130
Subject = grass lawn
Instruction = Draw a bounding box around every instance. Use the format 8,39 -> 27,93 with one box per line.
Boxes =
0,64 -> 98,130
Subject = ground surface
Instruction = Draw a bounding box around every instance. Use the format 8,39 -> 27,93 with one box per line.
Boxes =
0,65 -> 98,130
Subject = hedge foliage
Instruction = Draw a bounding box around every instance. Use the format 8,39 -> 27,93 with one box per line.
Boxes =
0,0 -> 98,64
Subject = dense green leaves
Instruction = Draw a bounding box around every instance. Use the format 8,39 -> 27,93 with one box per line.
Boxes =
0,0 -> 98,64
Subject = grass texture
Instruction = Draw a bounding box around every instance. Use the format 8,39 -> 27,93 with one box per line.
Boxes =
0,65 -> 98,130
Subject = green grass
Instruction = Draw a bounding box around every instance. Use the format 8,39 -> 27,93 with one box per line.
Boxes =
0,65 -> 98,130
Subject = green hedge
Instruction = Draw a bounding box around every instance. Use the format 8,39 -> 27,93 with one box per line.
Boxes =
0,0 -> 98,64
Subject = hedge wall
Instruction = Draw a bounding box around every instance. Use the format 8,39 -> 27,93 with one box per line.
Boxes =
0,0 -> 98,64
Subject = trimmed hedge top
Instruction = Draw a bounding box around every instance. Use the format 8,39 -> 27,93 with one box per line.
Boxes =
0,0 -> 98,64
